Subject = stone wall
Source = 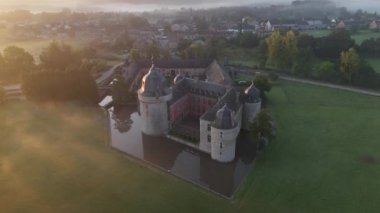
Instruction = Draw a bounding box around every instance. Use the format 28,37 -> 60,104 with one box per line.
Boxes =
199,119 -> 212,153
210,125 -> 240,162
138,93 -> 172,136
210,106 -> 242,162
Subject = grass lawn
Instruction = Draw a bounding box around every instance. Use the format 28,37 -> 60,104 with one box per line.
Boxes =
222,47 -> 260,67
303,29 -> 331,38
352,30 -> 380,45
2,81 -> 380,212
304,29 -> 380,45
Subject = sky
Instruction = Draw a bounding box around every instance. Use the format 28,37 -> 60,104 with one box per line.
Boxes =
0,0 -> 379,13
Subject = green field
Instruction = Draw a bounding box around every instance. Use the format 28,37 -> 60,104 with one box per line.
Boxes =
304,30 -> 380,44
366,57 -> 380,74
303,29 -> 331,38
352,30 -> 380,44
2,81 -> 380,212
222,47 -> 260,67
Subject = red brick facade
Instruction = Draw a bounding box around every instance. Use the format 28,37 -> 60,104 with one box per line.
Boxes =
170,94 -> 217,124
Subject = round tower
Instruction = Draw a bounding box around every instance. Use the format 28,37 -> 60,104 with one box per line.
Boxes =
138,62 -> 172,136
242,82 -> 261,130
210,104 -> 240,163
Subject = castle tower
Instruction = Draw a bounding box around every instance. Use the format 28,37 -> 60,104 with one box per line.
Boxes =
138,61 -> 172,136
210,104 -> 240,163
242,82 -> 261,130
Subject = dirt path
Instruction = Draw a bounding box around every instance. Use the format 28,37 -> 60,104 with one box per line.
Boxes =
238,66 -> 380,97
279,76 -> 380,97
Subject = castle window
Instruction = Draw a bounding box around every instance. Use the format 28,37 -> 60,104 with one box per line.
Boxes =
207,124 -> 211,131
207,135 -> 211,142
220,143 -> 222,148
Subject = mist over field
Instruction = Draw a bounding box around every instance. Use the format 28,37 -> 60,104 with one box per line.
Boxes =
0,0 -> 379,12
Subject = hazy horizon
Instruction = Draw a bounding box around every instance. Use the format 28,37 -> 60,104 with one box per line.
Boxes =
0,0 -> 379,13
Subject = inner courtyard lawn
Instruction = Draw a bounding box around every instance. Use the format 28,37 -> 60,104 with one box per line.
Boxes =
2,81 -> 380,212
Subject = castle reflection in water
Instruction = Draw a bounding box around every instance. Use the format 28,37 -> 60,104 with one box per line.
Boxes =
108,106 -> 257,197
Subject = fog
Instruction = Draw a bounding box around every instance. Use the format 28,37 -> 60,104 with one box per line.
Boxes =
0,0 -> 379,12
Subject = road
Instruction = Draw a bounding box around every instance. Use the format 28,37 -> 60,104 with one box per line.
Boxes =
279,76 -> 380,97
238,67 -> 380,97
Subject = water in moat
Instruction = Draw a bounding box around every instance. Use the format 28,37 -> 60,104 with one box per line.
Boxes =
104,98 -> 257,198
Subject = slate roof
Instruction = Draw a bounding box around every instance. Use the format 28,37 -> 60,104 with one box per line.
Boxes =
139,64 -> 170,97
201,88 -> 241,122
244,82 -> 261,103
212,104 -> 235,129
169,78 -> 227,104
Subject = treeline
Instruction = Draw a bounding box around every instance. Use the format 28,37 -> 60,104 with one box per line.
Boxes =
260,29 -> 380,89
23,41 -> 100,103
0,10 -> 150,30
175,33 -> 261,61
0,41 -> 104,103
0,46 -> 36,82
359,37 -> 380,56
22,68 -> 98,103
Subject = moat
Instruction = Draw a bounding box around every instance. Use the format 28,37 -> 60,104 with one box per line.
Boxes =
102,96 -> 257,198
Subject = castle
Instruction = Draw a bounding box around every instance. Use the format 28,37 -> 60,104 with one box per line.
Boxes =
137,61 -> 261,163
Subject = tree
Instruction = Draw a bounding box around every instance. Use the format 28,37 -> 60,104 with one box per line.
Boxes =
257,41 -> 268,68
2,46 -> 35,81
0,53 -> 4,75
111,74 -> 130,105
253,74 -> 272,99
340,48 -> 360,83
144,41 -> 160,60
352,60 -> 379,88
22,66 -> 98,103
235,32 -> 260,48
0,86 -> 5,103
40,41 -> 81,72
266,31 -> 283,68
314,29 -> 355,59
285,31 -> 298,58
266,31 -> 298,70
113,31 -> 134,52
292,47 -> 314,77
297,34 -> 315,49
251,109 -> 276,149
129,49 -> 140,63
359,38 -> 380,56
314,61 -> 337,81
